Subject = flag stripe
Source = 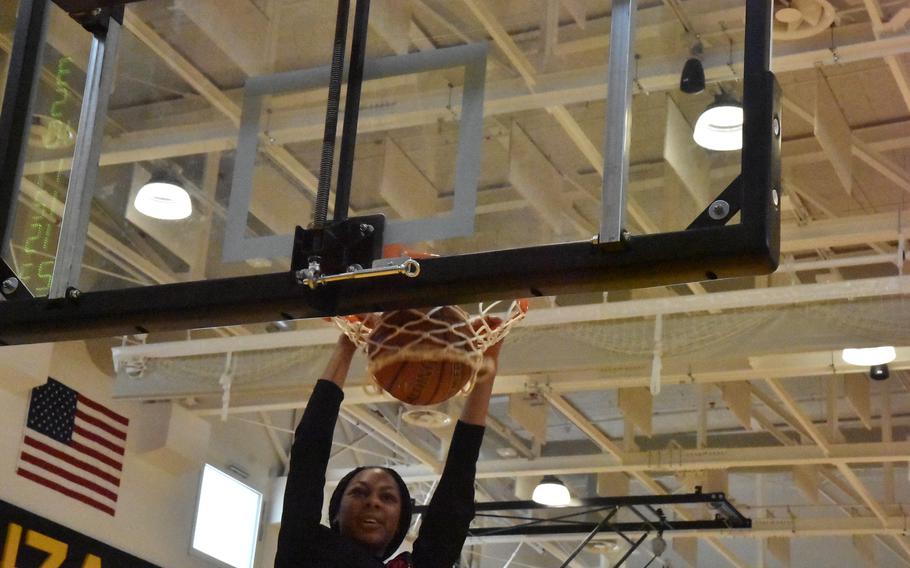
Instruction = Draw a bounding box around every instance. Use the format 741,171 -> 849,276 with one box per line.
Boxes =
27,431 -> 121,476
75,419 -> 123,450
71,432 -> 123,466
73,425 -> 125,455
77,404 -> 128,441
77,394 -> 129,426
71,439 -> 122,469
20,452 -> 118,501
75,409 -> 127,440
23,436 -> 120,485
17,459 -> 117,508
17,468 -> 116,516
19,449 -> 119,496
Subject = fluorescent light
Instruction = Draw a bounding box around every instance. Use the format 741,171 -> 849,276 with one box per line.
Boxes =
192,464 -> 263,568
841,346 -> 896,366
532,475 -> 570,506
134,180 -> 192,220
693,94 -> 743,151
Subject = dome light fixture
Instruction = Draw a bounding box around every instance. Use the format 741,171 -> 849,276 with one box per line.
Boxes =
841,346 -> 896,367
693,92 -> 744,152
532,475 -> 571,506
134,177 -> 192,220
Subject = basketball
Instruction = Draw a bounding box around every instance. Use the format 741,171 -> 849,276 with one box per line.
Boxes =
367,307 -> 476,406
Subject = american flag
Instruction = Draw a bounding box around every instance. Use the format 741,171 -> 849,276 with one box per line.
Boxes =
18,378 -> 129,516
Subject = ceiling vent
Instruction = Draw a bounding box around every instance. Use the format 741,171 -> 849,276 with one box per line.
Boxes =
774,0 -> 836,40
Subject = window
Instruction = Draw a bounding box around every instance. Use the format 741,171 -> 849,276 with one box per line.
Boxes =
191,464 -> 263,568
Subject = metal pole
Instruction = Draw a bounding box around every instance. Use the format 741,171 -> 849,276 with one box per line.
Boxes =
312,0 -> 351,229
49,14 -> 122,299
744,0 -> 773,75
333,0 -> 371,222
740,0 -> 779,238
612,532 -> 648,568
0,0 -> 50,260
600,0 -> 637,243
558,507 -> 619,568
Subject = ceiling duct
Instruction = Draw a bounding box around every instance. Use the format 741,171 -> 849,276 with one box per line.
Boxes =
773,0 -> 837,40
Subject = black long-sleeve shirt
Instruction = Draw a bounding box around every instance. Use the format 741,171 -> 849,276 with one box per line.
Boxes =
275,379 -> 485,568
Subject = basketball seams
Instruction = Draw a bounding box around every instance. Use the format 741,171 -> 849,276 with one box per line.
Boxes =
360,303 -> 525,406
382,361 -> 409,401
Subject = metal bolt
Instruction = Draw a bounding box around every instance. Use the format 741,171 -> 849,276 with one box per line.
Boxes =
67,287 -> 82,300
772,188 -> 780,207
708,200 -> 730,220
359,223 -> 374,235
772,116 -> 781,137
1,277 -> 19,296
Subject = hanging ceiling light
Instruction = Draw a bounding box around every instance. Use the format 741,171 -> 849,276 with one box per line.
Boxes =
531,475 -> 571,506
679,57 -> 705,94
869,364 -> 890,381
693,92 -> 744,152
841,346 -> 896,366
134,176 -> 192,220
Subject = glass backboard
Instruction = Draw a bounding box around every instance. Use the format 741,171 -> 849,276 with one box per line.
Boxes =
0,0 -> 778,344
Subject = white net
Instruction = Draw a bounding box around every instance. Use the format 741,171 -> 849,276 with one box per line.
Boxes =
334,300 -> 528,393
560,307 -> 778,357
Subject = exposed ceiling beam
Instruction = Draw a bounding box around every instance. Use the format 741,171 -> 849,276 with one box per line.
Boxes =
175,0 -> 271,75
763,376 -> 910,559
22,33 -> 910,179
863,0 -> 910,113
326,439 -> 910,483
546,393 -> 748,568
342,405 -> 442,472
783,97 -> 910,198
765,379 -> 832,454
122,9 -> 323,207
460,0 -> 677,256
259,411 -> 290,472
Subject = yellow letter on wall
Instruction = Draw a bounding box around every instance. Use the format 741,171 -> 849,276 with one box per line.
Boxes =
25,530 -> 68,568
1,523 -> 24,568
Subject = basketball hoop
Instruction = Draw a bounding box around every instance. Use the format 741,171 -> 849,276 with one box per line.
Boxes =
333,243 -> 528,406
334,298 -> 527,405
332,246 -> 528,405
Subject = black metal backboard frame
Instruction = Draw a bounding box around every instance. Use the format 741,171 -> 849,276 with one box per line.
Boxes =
0,0 -> 780,345
435,492 -> 751,568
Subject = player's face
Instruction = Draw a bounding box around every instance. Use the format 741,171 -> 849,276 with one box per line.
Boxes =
337,468 -> 402,556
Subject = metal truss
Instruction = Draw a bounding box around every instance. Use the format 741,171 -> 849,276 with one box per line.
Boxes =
415,491 -> 751,568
